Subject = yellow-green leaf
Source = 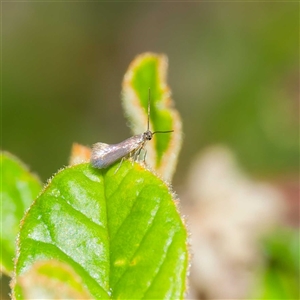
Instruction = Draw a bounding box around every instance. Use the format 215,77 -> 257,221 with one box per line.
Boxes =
122,52 -> 182,182
13,260 -> 92,299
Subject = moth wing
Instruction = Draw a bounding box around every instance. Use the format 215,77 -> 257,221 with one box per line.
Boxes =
92,142 -> 110,153
90,136 -> 144,169
91,142 -> 114,168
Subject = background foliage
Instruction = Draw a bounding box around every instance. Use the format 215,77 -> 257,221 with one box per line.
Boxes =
2,2 -> 298,183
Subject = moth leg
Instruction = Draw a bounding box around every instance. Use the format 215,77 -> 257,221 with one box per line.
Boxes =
135,147 -> 143,162
143,148 -> 147,164
114,157 -> 125,174
130,150 -> 136,166
128,151 -> 134,165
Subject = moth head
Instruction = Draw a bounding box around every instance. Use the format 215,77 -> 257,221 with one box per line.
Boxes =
143,130 -> 153,141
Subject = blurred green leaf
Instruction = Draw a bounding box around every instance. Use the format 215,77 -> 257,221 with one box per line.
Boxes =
0,152 -> 42,275
201,7 -> 298,177
12,162 -> 188,299
14,260 -> 92,299
254,229 -> 300,299
122,53 -> 182,182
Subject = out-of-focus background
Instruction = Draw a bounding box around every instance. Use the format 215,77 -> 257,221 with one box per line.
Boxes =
2,2 -> 299,299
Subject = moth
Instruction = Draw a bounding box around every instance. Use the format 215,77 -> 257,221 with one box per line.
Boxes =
90,89 -> 173,169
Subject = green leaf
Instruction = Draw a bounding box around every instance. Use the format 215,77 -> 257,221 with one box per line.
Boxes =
0,152 -> 42,275
12,161 -> 188,299
255,229 -> 300,299
122,52 -> 182,182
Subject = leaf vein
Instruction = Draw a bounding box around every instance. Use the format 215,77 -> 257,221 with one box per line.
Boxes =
111,202 -> 161,290
25,238 -> 109,296
106,166 -> 132,199
141,231 -> 177,299
62,198 -> 106,232
110,185 -> 147,242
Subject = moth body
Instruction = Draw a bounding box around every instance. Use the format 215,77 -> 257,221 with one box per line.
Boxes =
91,132 -> 152,169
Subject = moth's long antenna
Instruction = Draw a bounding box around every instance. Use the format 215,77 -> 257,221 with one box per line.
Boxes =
153,130 -> 174,135
147,88 -> 151,131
